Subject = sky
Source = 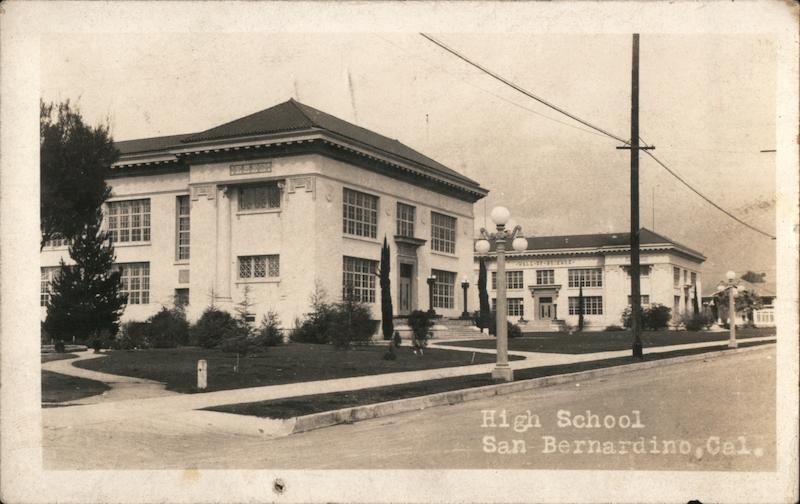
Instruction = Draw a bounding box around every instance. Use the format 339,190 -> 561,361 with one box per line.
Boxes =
40,32 -> 777,293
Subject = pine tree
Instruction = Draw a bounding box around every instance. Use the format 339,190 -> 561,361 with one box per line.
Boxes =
40,100 -> 118,249
43,211 -> 127,344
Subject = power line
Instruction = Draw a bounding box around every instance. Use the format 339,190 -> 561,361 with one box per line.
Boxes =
371,34 -> 611,142
419,33 -> 631,145
419,33 -> 776,240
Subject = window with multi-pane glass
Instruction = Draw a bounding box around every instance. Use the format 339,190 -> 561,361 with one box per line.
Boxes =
627,294 -> 650,305
108,199 -> 151,243
238,182 -> 281,211
40,267 -> 60,306
536,269 -> 554,285
491,270 -> 524,290
42,234 -> 69,248
238,255 -> 280,279
118,262 -> 150,305
492,297 -> 524,317
343,188 -> 378,239
430,212 -> 456,254
176,195 -> 190,261
343,256 -> 377,303
673,267 -> 680,287
569,295 -> 603,315
396,202 -> 415,237
432,269 -> 456,309
567,268 -> 603,288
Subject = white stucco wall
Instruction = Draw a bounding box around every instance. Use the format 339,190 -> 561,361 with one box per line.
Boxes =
41,153 -> 480,329
474,250 -> 703,330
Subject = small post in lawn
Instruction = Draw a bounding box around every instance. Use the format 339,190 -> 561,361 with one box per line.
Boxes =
197,359 -> 208,391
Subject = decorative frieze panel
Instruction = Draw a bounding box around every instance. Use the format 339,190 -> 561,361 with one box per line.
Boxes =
230,161 -> 272,176
287,176 -> 316,200
191,184 -> 215,201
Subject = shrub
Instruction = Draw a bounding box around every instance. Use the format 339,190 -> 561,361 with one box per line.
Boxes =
255,311 -> 283,347
54,339 -> 66,353
605,324 -> 626,332
290,285 -> 335,344
290,287 -> 377,348
681,312 -> 714,331
407,310 -> 434,350
393,330 -> 402,347
647,304 -> 672,330
486,311 -> 522,338
148,307 -> 189,348
621,303 -> 673,331
191,307 -> 243,349
328,297 -> 377,349
114,321 -> 151,349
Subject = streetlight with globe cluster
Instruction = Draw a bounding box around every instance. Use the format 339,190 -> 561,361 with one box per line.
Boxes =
475,206 -> 528,382
716,270 -> 740,348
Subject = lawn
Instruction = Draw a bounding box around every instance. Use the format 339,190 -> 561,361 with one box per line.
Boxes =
41,370 -> 110,404
207,340 -> 774,419
446,327 -> 776,354
73,343 -> 523,393
41,353 -> 79,363
41,353 -> 110,404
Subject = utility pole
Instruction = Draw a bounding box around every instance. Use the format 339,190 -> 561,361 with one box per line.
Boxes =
617,34 -> 654,359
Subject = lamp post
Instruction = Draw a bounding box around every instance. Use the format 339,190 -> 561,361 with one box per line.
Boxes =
716,270 -> 739,348
461,276 -> 470,319
475,206 -> 528,382
427,275 -> 437,315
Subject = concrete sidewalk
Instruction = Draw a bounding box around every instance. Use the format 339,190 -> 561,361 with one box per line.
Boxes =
42,335 -> 775,431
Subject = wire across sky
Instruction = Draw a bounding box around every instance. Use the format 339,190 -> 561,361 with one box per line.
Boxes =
419,33 -> 776,240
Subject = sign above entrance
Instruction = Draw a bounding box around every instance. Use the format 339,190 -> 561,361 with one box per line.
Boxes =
513,258 -> 576,267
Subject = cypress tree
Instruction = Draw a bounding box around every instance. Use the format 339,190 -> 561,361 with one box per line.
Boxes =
43,211 -> 127,344
378,236 -> 394,340
478,257 -> 490,331
577,284 -> 585,331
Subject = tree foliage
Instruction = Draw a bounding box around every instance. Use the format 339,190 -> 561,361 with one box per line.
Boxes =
40,100 -> 118,248
577,284 -> 585,331
43,213 -> 127,343
378,236 -> 394,340
477,258 -> 490,330
717,288 -> 762,323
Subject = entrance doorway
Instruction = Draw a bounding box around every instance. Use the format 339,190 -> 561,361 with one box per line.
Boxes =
399,263 -> 414,315
539,296 -> 554,320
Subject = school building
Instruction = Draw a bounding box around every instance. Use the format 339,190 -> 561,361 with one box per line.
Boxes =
476,229 -> 706,331
40,99 -> 488,326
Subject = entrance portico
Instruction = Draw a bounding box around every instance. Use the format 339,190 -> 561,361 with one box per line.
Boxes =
394,236 -> 427,316
529,285 -> 562,322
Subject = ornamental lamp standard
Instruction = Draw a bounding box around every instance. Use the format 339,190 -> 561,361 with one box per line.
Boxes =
427,275 -> 437,315
716,270 -> 739,348
475,206 -> 528,382
461,276 -> 471,319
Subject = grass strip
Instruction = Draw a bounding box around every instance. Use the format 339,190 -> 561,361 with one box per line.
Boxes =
206,341 -> 773,419
41,353 -> 79,363
74,344 -> 522,393
41,370 -> 111,404
449,327 -> 775,354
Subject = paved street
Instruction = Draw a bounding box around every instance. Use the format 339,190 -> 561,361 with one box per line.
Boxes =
43,346 -> 775,471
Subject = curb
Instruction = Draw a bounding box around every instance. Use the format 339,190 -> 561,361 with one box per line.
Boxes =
288,343 -> 773,436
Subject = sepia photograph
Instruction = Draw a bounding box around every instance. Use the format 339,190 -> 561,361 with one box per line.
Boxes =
1,1 -> 797,503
